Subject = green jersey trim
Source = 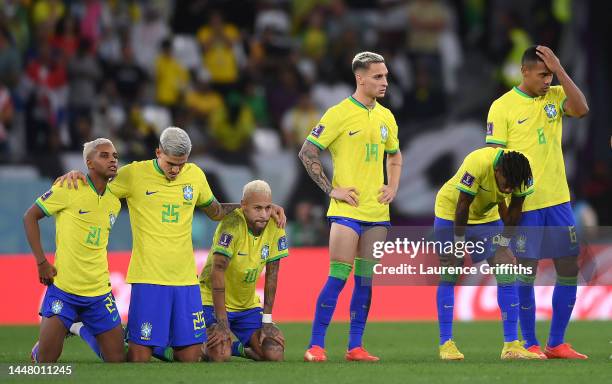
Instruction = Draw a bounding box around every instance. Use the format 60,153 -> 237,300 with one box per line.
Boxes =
560,97 -> 567,115
86,174 -> 107,196
485,138 -> 507,146
492,149 -> 503,170
348,96 -> 372,111
513,187 -> 535,197
306,136 -> 325,150
212,247 -> 232,258
35,200 -> 51,217
513,86 -> 534,99
266,253 -> 288,263
197,196 -> 215,208
153,159 -> 165,176
385,148 -> 399,154
456,185 -> 477,196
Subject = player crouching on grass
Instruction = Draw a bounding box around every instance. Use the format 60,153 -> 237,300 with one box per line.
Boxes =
199,180 -> 287,362
24,139 -> 125,363
433,147 -> 541,360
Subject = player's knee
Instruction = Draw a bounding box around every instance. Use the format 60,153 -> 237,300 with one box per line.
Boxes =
103,351 -> 126,363
518,258 -> 538,275
261,338 -> 284,362
554,256 -> 579,277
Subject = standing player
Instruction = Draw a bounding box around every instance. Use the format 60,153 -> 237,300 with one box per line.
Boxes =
55,127 -> 286,362
486,46 -> 589,359
299,52 -> 403,362
24,138 -> 125,363
200,180 -> 287,362
434,147 -> 540,360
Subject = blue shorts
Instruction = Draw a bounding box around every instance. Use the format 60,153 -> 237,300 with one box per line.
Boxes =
127,284 -> 205,348
202,306 -> 262,347
433,217 -> 503,263
40,284 -> 120,336
328,216 -> 391,237
512,202 -> 580,260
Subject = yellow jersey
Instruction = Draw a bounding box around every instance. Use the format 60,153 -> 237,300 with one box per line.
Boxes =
486,85 -> 568,211
35,177 -> 120,296
199,209 -> 288,312
108,159 -> 215,285
435,147 -> 534,224
306,96 -> 400,222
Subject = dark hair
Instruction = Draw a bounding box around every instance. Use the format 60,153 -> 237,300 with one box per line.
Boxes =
521,46 -> 544,67
498,151 -> 533,192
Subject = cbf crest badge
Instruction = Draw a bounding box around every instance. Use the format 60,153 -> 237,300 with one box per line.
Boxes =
141,322 -> 152,340
261,245 -> 270,260
544,103 -> 557,119
183,185 -> 193,201
515,234 -> 527,253
109,213 -> 116,228
380,124 -> 389,143
51,300 -> 63,314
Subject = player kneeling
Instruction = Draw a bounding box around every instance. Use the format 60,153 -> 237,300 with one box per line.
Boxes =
200,180 -> 288,362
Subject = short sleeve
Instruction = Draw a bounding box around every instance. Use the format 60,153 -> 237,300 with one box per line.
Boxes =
107,163 -> 133,198
305,108 -> 341,150
35,184 -> 71,217
512,175 -> 535,197
455,153 -> 482,196
267,229 -> 289,263
211,219 -> 239,258
552,86 -> 568,116
196,167 -> 215,207
384,113 -> 400,154
485,100 -> 508,146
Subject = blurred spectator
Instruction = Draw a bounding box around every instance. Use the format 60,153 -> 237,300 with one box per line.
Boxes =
76,0 -> 104,46
185,70 -> 223,121
0,26 -> 21,88
3,0 -> 31,53
208,91 -> 255,164
281,92 -> 319,149
287,201 -> 327,246
243,80 -> 269,128
130,6 -> 169,74
67,38 -> 101,149
404,59 -> 446,121
155,38 -> 188,112
266,67 -> 301,130
32,0 -> 65,30
301,10 -> 327,64
110,44 -> 147,105
197,11 -> 241,92
50,15 -> 80,59
0,83 -> 14,159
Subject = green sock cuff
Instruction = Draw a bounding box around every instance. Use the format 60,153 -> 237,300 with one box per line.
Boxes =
164,347 -> 174,362
238,343 -> 246,357
495,273 -> 516,285
440,273 -> 459,283
354,258 -> 377,278
556,276 -> 578,286
517,274 -> 535,284
329,261 -> 353,280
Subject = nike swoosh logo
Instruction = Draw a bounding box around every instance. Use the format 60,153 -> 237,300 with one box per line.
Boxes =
145,191 -> 158,195
112,313 -> 119,322
348,130 -> 361,136
79,210 -> 90,214
478,186 -> 491,192
518,118 -> 529,124
443,305 -> 454,309
520,306 -> 532,310
511,303 -> 519,307
321,304 -> 334,308
238,252 -> 248,256
195,332 -> 204,338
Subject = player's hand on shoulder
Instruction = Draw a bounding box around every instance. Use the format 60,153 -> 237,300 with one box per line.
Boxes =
330,187 -> 359,207
54,170 -> 87,189
378,184 -> 397,204
260,323 -> 285,348
271,204 -> 287,228
37,259 -> 57,285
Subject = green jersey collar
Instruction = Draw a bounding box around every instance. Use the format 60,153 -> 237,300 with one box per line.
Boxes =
153,159 -> 165,176
349,95 -> 375,111
513,86 -> 535,99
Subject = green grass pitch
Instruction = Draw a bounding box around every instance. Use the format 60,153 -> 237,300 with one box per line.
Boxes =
0,321 -> 609,383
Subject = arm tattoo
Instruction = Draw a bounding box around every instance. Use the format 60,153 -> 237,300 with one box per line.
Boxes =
263,260 -> 280,313
298,141 -> 333,195
203,201 -> 240,220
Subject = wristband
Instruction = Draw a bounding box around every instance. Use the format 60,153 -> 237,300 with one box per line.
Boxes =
498,236 -> 511,247
262,313 -> 273,324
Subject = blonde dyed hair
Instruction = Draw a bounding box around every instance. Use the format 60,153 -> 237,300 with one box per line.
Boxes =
242,180 -> 272,200
83,138 -> 114,163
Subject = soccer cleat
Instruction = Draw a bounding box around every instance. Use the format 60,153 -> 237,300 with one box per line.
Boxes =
500,340 -> 542,360
544,343 -> 588,359
525,344 -> 547,359
304,345 -> 327,362
30,341 -> 39,363
439,340 -> 464,360
345,346 -> 380,362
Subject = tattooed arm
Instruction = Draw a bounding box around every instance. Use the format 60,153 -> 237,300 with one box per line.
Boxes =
261,260 -> 285,347
207,254 -> 232,348
201,200 -> 241,221
298,140 -> 359,207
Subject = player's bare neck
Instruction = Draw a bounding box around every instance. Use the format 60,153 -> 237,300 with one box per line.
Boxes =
247,222 -> 263,237
88,172 -> 108,195
352,92 -> 376,110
